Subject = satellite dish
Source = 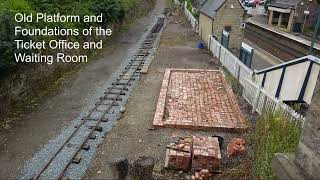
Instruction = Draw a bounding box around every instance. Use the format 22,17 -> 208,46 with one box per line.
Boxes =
240,23 -> 246,28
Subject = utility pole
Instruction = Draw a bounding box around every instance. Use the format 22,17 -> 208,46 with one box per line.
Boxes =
309,13 -> 320,55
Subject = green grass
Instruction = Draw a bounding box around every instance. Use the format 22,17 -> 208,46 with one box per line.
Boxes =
253,112 -> 301,179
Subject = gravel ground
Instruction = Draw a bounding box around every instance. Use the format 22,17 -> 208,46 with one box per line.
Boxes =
0,1 -> 162,179
83,10 -> 253,180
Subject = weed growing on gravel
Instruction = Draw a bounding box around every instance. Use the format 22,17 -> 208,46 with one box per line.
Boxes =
253,111 -> 301,179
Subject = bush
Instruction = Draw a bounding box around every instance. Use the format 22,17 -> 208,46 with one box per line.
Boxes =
0,0 -> 140,78
91,0 -> 125,25
253,112 -> 301,179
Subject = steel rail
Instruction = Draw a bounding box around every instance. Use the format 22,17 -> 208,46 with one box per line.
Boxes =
31,17 -> 164,180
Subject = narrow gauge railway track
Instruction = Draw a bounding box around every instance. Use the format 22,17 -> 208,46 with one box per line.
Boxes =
245,23 -> 305,61
31,17 -> 165,180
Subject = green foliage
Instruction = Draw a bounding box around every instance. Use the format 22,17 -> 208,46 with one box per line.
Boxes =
0,0 -> 140,77
192,11 -> 200,20
91,0 -> 125,25
253,112 -> 301,179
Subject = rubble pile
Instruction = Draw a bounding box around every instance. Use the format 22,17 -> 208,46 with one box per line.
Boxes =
191,169 -> 212,180
192,136 -> 221,171
227,137 -> 246,158
164,137 -> 192,171
164,135 -> 246,178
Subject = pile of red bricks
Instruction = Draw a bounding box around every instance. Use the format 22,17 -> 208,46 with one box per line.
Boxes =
165,137 -> 192,171
227,137 -> 246,158
165,136 -> 221,172
192,136 -> 221,171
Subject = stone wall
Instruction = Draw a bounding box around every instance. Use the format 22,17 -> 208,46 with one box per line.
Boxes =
199,0 -> 245,50
294,76 -> 320,179
212,0 -> 245,51
199,14 -> 213,46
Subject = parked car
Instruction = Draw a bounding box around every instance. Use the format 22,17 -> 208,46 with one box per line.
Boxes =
244,0 -> 256,7
244,0 -> 260,7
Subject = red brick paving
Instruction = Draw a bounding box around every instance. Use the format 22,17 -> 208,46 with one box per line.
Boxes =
153,69 -> 246,132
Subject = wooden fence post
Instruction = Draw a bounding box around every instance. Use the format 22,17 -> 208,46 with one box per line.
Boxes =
208,35 -> 211,51
274,98 -> 281,115
218,45 -> 221,62
252,79 -> 263,113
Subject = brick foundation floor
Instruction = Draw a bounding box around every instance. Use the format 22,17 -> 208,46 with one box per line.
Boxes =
153,69 -> 246,132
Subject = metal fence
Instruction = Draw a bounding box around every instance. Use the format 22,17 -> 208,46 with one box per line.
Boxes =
208,35 -> 305,126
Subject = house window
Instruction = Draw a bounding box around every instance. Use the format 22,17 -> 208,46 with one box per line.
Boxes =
224,25 -> 232,32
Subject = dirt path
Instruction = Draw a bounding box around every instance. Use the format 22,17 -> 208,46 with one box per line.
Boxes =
83,10 -> 248,179
0,1 -> 164,178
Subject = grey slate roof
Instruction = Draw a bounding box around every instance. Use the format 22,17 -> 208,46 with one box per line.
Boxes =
190,0 -> 207,9
199,0 -> 226,19
269,0 -> 302,9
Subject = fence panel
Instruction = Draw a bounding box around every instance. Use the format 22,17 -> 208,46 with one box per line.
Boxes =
242,78 -> 258,106
221,47 -> 238,77
242,78 -> 305,126
209,37 -> 221,59
238,62 -> 253,86
184,5 -> 198,32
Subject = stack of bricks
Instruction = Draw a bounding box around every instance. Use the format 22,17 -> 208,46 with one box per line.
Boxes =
165,137 -> 192,171
192,136 -> 221,172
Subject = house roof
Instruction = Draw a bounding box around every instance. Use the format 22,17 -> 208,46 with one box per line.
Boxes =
269,0 -> 302,9
199,0 -> 226,19
190,0 -> 207,9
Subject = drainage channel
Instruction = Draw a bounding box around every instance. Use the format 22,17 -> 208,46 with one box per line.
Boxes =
21,16 -> 165,180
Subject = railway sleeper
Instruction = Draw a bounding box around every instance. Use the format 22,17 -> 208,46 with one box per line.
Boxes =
111,82 -> 131,86
89,125 -> 103,132
61,176 -> 69,180
95,101 -> 120,106
106,91 -> 126,95
138,49 -> 150,53
102,92 -> 124,98
118,73 -> 139,77
107,87 -> 129,91
122,71 -> 139,76
140,45 -> 153,49
140,46 -> 153,50
82,144 -> 90,151
137,54 -> 149,57
72,154 -> 81,164
125,65 -> 141,70
130,62 -> 143,66
99,99 -> 119,108
89,132 -> 96,140
104,96 -> 123,101
131,59 -> 144,62
117,77 -> 135,82
86,117 -> 109,122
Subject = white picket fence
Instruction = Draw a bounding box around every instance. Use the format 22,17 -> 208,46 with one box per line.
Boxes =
174,0 -> 181,5
208,35 -> 305,126
209,36 -> 253,87
184,2 -> 199,33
